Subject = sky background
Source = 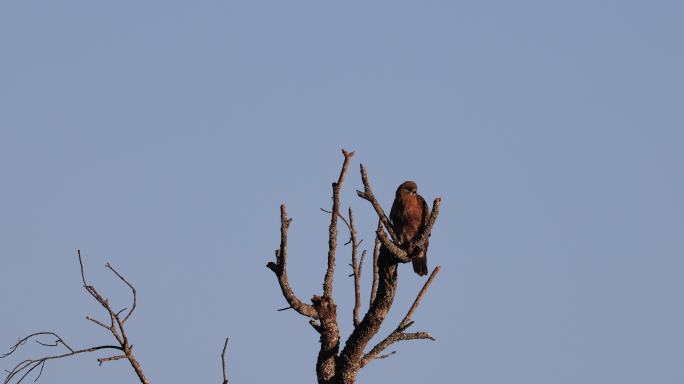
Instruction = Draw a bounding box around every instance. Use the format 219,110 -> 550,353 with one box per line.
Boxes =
1,1 -> 683,383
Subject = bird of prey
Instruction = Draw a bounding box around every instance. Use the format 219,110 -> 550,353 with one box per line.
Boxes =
390,181 -> 429,276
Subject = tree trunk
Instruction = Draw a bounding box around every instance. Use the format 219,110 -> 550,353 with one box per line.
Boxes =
335,247 -> 398,383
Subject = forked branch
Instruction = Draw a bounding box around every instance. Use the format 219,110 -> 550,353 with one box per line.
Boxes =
1,251 -> 149,384
266,205 -> 317,318
360,266 -> 441,367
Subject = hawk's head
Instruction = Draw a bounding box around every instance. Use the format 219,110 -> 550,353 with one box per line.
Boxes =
396,181 -> 418,197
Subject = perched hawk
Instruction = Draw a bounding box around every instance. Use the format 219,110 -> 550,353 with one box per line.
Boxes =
390,181 -> 429,276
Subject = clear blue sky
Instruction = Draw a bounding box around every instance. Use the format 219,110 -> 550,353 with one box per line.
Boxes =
1,1 -> 683,383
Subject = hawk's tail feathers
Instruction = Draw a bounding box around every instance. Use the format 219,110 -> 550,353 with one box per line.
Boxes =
412,255 -> 428,276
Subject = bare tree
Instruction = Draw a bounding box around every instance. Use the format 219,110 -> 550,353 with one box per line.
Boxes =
267,150 -> 442,384
0,251 -> 230,384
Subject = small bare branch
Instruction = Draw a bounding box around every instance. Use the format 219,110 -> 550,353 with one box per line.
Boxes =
327,203 -> 366,328
355,164 -> 398,242
97,354 -> 127,366
360,266 -> 441,368
309,319 -> 322,333
354,249 -> 366,302
266,205 -> 317,318
323,149 -> 354,298
2,334 -> 124,384
412,198 -> 442,255
400,266 -> 442,327
1,333 -> 73,359
370,221 -> 381,306
34,340 -> 57,348
347,208 -> 363,327
85,316 -> 110,331
319,208 -> 351,235
358,250 -> 366,276
354,249 -> 367,326
376,351 -> 397,360
220,338 -> 229,384
400,332 -> 435,341
105,263 -> 137,323
77,249 -> 88,289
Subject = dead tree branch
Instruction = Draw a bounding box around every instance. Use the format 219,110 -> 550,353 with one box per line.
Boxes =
266,205 -> 318,318
221,338 -> 229,384
316,149 -> 355,383
2,335 -> 124,384
345,208 -> 363,327
369,221 -> 381,306
355,164 -> 398,242
321,204 -> 366,329
353,249 -> 366,328
98,354 -> 127,365
105,262 -> 137,323
1,251 -> 149,384
360,266 -> 441,367
326,206 -> 365,328
323,149 -> 354,298
77,250 -> 149,384
268,150 -> 356,384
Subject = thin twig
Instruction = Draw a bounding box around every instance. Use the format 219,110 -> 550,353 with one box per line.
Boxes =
2,337 -> 123,384
97,355 -> 127,366
85,316 -> 111,331
221,338 -> 229,384
370,221 -> 381,306
319,208 -> 351,234
357,250 -> 366,310
105,263 -> 137,323
1,333 -> 74,359
413,198 -> 442,255
376,351 -> 396,359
